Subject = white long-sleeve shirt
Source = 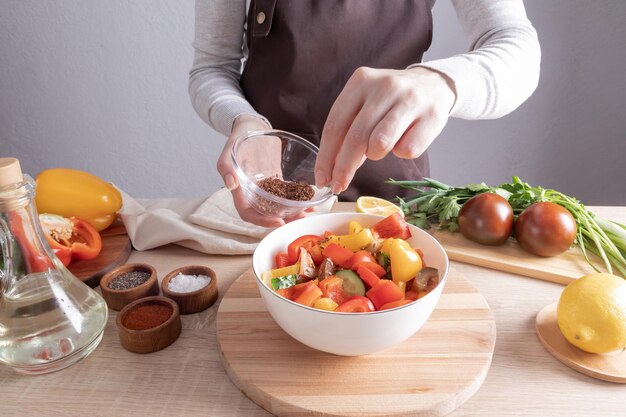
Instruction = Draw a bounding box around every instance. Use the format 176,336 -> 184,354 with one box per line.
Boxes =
189,0 -> 541,137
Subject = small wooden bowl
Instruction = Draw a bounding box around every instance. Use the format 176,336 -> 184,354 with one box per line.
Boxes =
100,263 -> 159,311
116,296 -> 181,353
161,265 -> 218,314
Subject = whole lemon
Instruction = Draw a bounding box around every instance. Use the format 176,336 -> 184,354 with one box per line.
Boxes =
557,273 -> 626,354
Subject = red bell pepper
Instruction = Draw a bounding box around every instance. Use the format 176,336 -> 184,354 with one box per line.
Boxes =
366,279 -> 405,310
9,212 -> 55,273
379,299 -> 413,310
322,243 -> 354,268
293,282 -> 323,307
274,252 -> 291,268
356,264 -> 381,288
40,214 -> 102,266
287,234 -> 323,263
355,261 -> 386,277
346,250 -> 376,270
277,279 -> 319,301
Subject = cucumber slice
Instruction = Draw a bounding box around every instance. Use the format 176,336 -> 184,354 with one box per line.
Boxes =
335,269 -> 366,296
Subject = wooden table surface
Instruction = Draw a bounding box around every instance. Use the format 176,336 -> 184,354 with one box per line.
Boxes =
1,204 -> 625,417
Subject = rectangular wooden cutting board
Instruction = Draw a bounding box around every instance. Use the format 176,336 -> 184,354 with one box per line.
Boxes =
432,206 -> 625,285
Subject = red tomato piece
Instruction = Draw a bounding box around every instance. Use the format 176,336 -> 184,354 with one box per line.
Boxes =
371,213 -> 412,240
347,250 -> 376,270
356,261 -> 386,277
356,264 -> 381,288
319,276 -> 350,305
366,280 -> 405,310
336,296 -> 376,313
287,234 -> 324,263
379,299 -> 413,310
293,282 -> 323,307
274,252 -> 291,268
322,243 -> 354,268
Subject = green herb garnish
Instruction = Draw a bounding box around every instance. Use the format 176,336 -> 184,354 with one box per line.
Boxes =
271,275 -> 297,290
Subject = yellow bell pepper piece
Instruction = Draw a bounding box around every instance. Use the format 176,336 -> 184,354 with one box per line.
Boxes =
261,263 -> 300,287
325,228 -> 373,252
380,238 -> 395,255
35,168 -> 122,231
313,297 -> 339,311
395,280 -> 406,293
390,239 -> 423,283
348,220 -> 363,234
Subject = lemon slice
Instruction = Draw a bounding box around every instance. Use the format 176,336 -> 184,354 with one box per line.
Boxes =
355,196 -> 404,217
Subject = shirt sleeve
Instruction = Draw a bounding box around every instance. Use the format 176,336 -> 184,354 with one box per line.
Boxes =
412,0 -> 541,119
188,0 -> 268,136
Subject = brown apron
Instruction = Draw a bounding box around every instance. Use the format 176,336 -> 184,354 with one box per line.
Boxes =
241,0 -> 433,201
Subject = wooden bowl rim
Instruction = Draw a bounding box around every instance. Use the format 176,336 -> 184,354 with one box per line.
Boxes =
161,265 -> 217,298
116,295 -> 180,335
101,263 -> 157,294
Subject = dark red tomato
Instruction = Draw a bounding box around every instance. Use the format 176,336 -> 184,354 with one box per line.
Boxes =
515,202 -> 577,257
458,193 -> 514,245
335,296 -> 375,313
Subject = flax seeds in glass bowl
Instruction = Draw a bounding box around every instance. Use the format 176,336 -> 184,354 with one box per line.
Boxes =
231,130 -> 334,218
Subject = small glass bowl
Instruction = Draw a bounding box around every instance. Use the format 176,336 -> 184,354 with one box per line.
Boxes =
231,129 -> 334,218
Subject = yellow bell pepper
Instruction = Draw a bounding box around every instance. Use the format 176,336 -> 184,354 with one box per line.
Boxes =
313,297 -> 339,311
380,238 -> 395,255
348,220 -> 363,234
261,263 -> 300,287
35,168 -> 122,231
395,280 -> 406,293
324,227 -> 373,252
390,239 -> 423,283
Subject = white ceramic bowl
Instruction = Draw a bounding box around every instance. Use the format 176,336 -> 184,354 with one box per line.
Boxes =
231,130 -> 334,218
252,212 -> 449,356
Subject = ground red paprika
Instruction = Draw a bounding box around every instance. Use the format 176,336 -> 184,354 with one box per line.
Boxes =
122,302 -> 172,330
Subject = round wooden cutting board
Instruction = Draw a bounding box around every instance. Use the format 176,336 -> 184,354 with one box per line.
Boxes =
216,268 -> 496,417
536,302 -> 626,383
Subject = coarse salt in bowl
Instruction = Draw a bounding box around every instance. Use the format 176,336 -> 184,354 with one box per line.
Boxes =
231,129 -> 334,218
252,212 -> 450,356
161,265 -> 219,315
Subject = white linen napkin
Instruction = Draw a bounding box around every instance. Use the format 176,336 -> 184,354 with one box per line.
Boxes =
119,188 -> 336,255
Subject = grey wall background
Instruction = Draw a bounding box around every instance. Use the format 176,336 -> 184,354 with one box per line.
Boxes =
1,1 -> 625,204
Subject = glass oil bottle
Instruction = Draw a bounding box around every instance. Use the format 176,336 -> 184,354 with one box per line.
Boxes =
0,158 -> 108,374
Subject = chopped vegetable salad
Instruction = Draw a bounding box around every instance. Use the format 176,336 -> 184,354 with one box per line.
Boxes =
262,213 -> 440,313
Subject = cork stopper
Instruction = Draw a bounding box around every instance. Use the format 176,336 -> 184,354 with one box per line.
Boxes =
0,158 -> 24,188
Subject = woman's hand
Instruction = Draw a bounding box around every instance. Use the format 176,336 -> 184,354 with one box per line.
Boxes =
217,115 -> 307,227
314,66 -> 456,193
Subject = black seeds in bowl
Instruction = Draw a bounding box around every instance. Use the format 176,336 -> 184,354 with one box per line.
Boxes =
108,271 -> 151,290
